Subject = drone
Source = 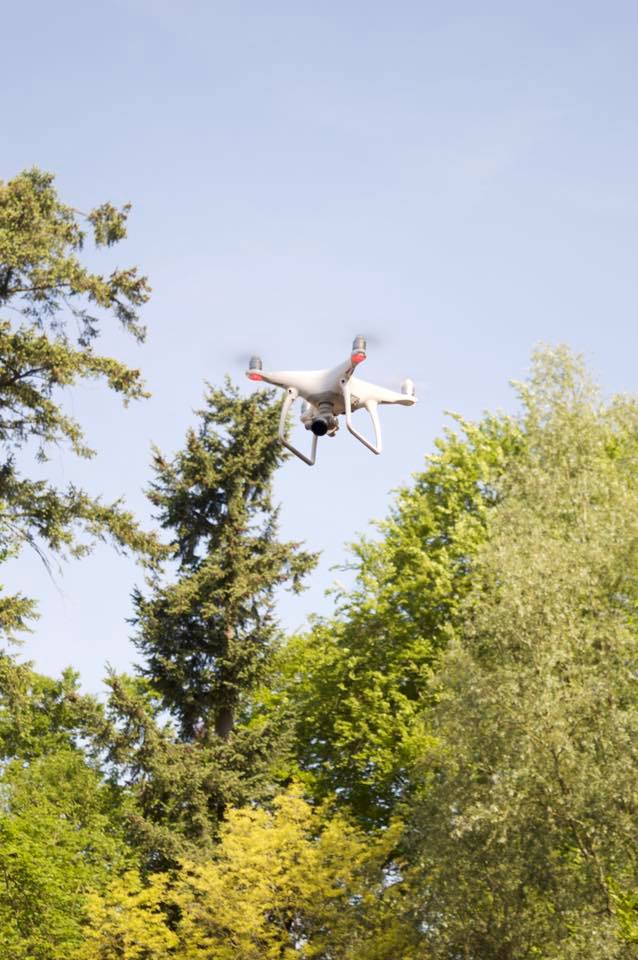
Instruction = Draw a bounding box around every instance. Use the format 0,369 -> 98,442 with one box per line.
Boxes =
245,335 -> 417,465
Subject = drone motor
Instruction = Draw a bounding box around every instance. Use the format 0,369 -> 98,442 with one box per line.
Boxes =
247,356 -> 263,381
351,334 -> 367,365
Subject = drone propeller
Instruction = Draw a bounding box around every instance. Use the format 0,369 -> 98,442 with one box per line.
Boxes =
238,335 -> 375,376
226,346 -> 267,366
359,331 -> 383,347
351,361 -> 426,398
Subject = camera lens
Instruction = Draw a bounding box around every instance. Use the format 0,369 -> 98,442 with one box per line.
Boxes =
311,418 -> 329,437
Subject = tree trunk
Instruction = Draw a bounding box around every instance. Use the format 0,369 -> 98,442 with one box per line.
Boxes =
215,705 -> 234,739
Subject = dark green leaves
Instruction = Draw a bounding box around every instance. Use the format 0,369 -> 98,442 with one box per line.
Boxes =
0,169 -> 159,641
136,380 -> 317,741
0,169 -> 148,343
123,381 -> 317,856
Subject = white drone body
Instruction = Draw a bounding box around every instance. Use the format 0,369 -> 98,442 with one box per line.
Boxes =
246,336 -> 417,465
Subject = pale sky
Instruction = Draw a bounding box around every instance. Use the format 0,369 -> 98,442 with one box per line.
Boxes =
4,1 -> 638,691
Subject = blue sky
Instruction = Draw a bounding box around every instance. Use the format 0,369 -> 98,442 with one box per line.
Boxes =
4,1 -> 638,691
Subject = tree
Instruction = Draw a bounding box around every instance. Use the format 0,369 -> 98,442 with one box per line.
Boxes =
0,746 -> 132,959
405,348 -> 638,958
0,654 -> 134,959
0,168 -> 158,639
134,381 -> 316,740
118,382 -> 316,855
79,788 -> 414,960
271,412 -> 522,824
98,670 -> 259,865
0,651 -> 104,761
75,870 -> 178,960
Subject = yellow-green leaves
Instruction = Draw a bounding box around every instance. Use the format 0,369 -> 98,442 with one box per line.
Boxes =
80,789 -> 408,960
77,872 -> 178,960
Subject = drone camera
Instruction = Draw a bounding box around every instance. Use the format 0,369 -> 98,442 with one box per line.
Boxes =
309,401 -> 339,437
247,356 -> 263,382
310,417 -> 329,436
351,334 -> 367,366
310,414 -> 339,437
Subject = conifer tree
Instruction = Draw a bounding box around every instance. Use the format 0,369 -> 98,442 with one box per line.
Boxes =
0,168 -> 158,638
120,382 -> 317,855
134,381 -> 316,741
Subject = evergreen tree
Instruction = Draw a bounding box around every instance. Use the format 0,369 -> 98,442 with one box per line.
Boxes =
134,380 -> 316,738
0,168 -> 158,638
122,382 -> 317,853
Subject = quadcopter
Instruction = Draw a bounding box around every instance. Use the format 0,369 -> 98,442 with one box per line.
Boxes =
246,335 -> 417,465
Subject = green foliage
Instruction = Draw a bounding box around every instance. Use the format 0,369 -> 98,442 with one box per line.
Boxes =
0,655 -> 131,958
97,671 -> 270,865
80,788 -> 412,960
274,411 -> 522,823
609,881 -> 638,946
134,380 -> 317,741
0,652 -> 104,761
117,382 -> 317,857
0,169 -> 148,344
405,347 -> 638,958
0,168 -> 158,640
0,741 -> 131,959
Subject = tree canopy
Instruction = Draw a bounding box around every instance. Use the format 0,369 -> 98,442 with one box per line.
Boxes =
404,348 -> 638,957
4,166 -> 638,958
0,168 -> 158,640
272,409 -> 522,824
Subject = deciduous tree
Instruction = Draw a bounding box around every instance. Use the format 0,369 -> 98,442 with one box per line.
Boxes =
406,348 -> 638,958
0,747 -> 131,959
273,412 -> 522,823
79,788 -> 414,960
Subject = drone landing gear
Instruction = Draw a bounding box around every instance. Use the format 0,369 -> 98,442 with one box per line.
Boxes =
340,378 -> 382,455
279,387 -> 318,466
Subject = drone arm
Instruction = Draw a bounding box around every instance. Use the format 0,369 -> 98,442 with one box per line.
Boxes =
279,388 -> 317,466
341,379 -> 382,455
